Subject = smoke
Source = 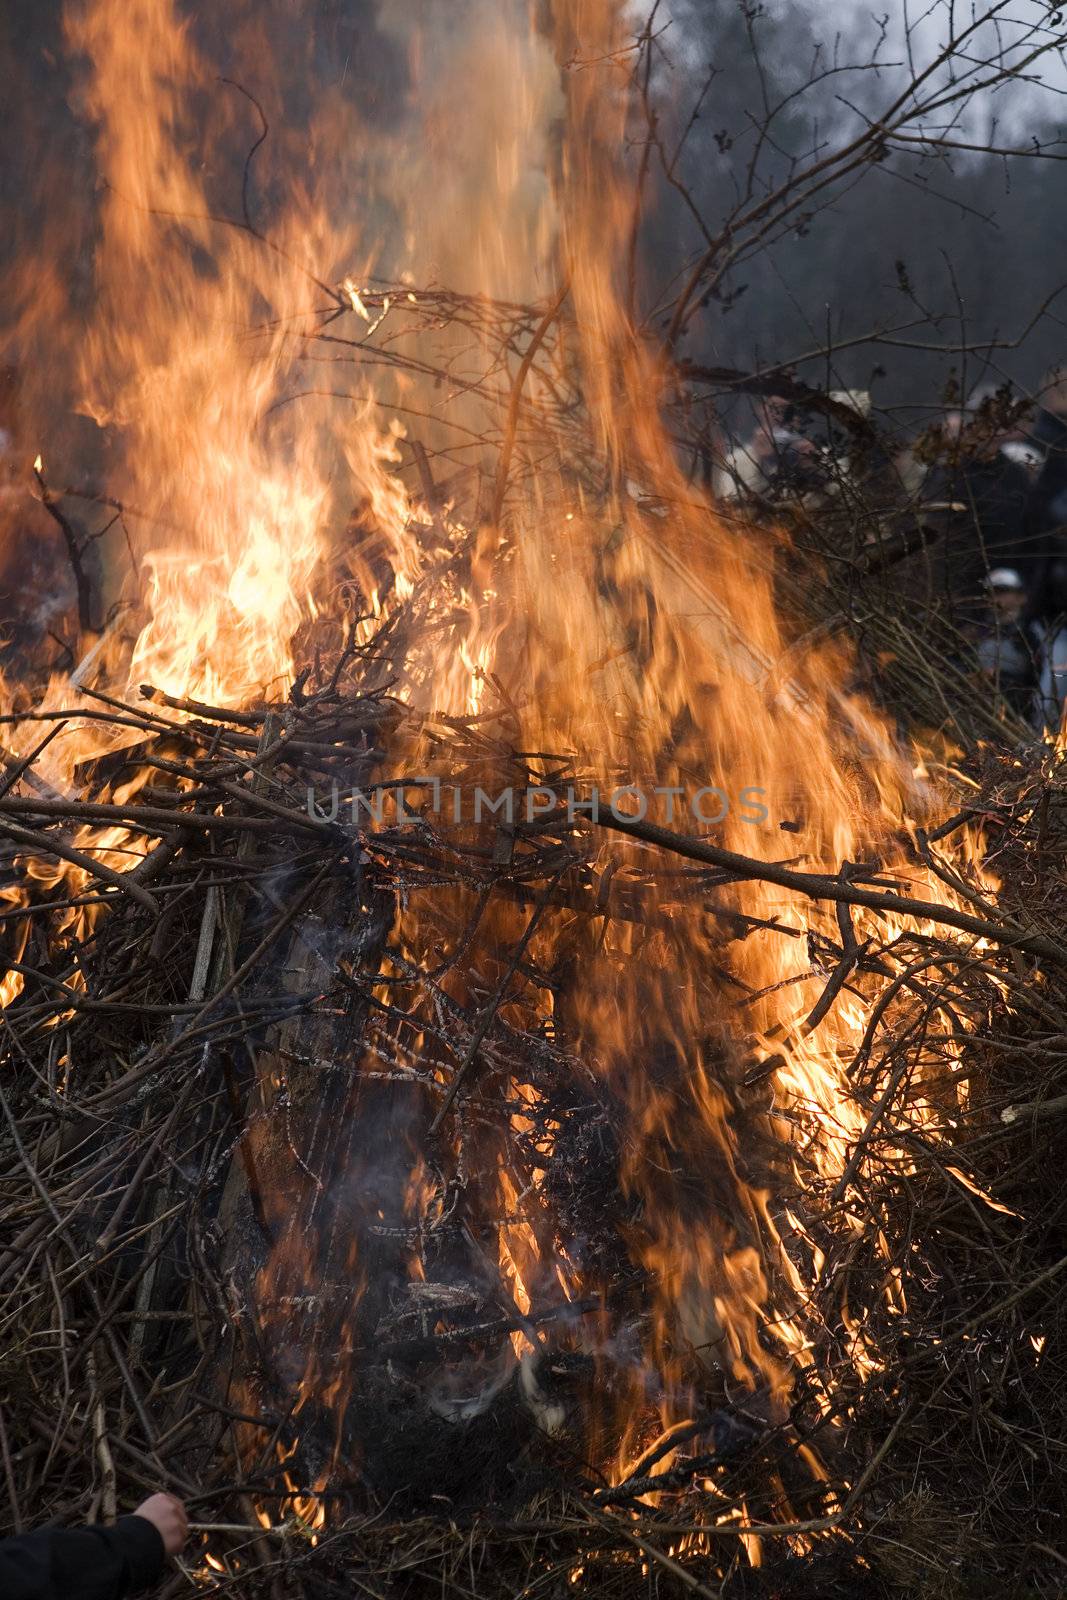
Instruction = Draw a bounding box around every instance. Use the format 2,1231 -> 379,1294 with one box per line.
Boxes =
373,0 -> 561,300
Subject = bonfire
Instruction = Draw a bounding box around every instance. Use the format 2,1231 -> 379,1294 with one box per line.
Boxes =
1,2 -> 1066,1597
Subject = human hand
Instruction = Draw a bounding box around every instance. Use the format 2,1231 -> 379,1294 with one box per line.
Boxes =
133,1492 -> 189,1556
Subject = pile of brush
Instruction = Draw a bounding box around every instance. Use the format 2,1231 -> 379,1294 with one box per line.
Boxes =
0,533 -> 1066,1600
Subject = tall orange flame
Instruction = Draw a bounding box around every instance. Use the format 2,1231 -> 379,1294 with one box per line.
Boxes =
0,0 -> 983,1537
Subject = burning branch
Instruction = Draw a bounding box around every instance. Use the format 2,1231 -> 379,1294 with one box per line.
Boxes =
592,808 -> 1065,964
0,3 -> 1064,1597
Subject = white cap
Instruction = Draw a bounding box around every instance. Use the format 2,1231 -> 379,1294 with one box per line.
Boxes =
829,388 -> 872,418
985,567 -> 1025,591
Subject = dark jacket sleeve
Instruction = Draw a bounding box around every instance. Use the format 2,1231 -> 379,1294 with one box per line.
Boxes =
0,1515 -> 165,1600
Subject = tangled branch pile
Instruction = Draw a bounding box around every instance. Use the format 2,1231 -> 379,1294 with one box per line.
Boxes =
0,512 -> 1066,1600
2,0 -> 1067,1590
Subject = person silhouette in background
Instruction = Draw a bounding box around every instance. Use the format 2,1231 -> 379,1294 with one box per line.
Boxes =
0,1492 -> 187,1599
974,567 -> 1043,726
1029,365 -> 1067,536
919,389 -> 1040,625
